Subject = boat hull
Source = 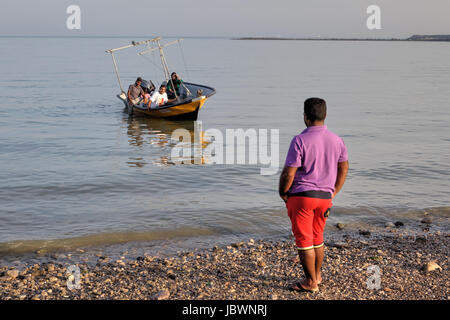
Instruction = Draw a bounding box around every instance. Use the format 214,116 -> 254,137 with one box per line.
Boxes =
118,82 -> 215,120
132,97 -> 205,120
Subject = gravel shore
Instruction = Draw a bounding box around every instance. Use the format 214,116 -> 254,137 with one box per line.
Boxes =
0,231 -> 448,300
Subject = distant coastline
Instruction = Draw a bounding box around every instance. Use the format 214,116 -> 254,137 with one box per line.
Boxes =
1,34 -> 449,42
235,34 -> 450,42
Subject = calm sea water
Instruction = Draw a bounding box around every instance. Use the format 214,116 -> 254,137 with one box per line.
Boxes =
0,37 -> 449,257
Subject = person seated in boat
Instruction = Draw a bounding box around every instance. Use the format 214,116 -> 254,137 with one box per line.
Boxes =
148,84 -> 177,109
127,77 -> 144,106
167,72 -> 183,100
142,87 -> 152,105
141,79 -> 156,96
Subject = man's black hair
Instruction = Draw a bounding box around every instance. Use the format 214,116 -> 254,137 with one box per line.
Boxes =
136,77 -> 143,83
304,98 -> 327,122
160,84 -> 167,89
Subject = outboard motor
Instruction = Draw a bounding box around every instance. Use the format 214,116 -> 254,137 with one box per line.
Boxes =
141,79 -> 156,94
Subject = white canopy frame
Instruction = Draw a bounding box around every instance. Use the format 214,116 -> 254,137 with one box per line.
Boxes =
105,37 -> 189,98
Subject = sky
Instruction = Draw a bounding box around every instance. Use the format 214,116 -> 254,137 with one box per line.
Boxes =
1,0 -> 449,38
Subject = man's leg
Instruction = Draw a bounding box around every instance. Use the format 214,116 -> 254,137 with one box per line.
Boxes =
287,197 -> 319,291
298,248 -> 318,290
313,245 -> 324,284
312,200 -> 331,285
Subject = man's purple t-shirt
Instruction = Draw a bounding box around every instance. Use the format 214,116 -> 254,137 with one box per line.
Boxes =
284,125 -> 348,195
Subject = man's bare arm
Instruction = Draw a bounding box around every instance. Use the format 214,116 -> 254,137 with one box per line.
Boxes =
127,90 -> 133,103
333,161 -> 349,198
279,166 -> 298,202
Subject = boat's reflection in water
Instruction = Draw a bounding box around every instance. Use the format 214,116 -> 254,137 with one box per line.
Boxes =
125,116 -> 209,167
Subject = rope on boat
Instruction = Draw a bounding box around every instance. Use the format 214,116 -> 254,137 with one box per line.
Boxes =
177,41 -> 192,97
178,40 -> 191,81
138,45 -> 166,83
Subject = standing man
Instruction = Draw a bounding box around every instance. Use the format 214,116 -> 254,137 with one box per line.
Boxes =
279,98 -> 349,293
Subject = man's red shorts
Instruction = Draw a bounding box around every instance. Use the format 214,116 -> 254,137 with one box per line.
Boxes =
286,195 -> 332,250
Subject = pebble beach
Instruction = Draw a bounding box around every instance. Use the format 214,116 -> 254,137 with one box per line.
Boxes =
0,229 -> 448,300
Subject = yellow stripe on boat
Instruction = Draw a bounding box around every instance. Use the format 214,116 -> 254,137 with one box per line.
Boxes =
133,96 -> 206,118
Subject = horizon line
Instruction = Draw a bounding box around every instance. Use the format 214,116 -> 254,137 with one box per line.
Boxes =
1,34 -> 449,41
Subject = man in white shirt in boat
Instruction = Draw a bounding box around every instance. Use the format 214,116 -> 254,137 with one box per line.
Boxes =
148,84 -> 176,110
127,77 -> 144,106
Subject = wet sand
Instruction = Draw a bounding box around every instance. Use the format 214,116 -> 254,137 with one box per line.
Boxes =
0,230 -> 448,300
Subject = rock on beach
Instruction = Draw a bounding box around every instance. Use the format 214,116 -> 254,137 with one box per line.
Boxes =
153,289 -> 170,300
422,261 -> 442,272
